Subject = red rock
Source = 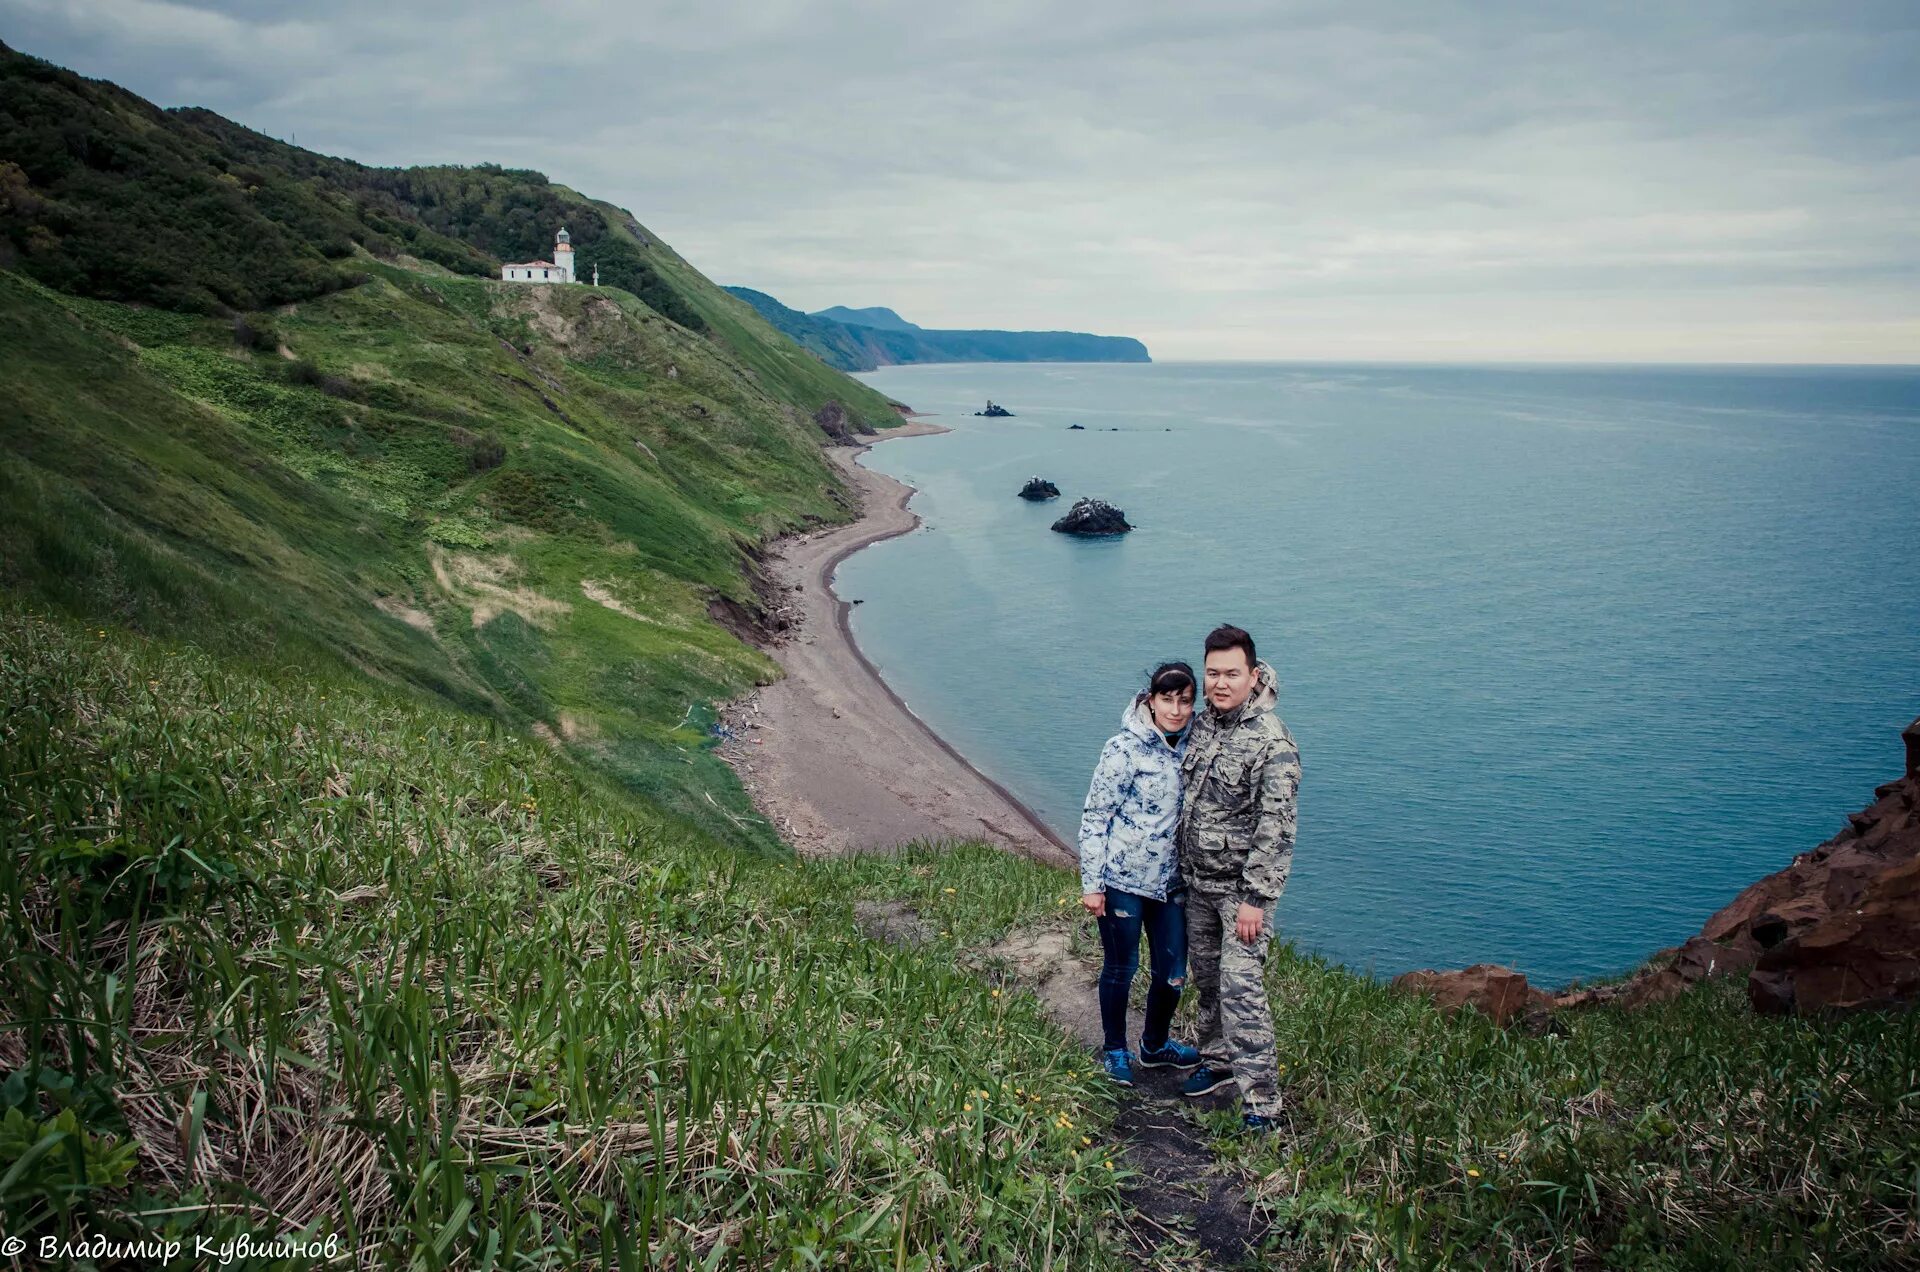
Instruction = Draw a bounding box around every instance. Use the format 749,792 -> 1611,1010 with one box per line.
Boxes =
1390,964 -> 1550,1026
1615,935 -> 1758,1008
1695,720 -> 1920,971
1750,893 -> 1833,949
1750,855 -> 1920,1014
1427,719 -> 1920,1020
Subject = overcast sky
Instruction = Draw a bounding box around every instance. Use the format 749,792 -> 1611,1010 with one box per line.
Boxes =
7,1 -> 1918,361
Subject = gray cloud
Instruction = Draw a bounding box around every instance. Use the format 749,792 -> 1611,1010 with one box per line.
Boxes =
6,0 -> 1917,359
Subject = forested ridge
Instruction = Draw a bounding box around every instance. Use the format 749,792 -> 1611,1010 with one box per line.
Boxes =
0,41 -> 701,327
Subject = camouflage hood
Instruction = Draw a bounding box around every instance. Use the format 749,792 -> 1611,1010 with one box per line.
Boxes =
1211,660 -> 1279,728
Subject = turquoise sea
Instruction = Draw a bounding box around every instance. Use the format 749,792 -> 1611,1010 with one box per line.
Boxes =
840,362 -> 1920,986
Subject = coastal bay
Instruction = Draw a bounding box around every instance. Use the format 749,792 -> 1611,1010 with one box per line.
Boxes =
839,361 -> 1920,986
717,421 -> 1072,865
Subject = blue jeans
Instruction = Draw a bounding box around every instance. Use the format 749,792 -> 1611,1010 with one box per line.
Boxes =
1096,887 -> 1187,1053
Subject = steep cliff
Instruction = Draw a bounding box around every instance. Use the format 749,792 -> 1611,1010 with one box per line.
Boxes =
725,285 -> 1152,371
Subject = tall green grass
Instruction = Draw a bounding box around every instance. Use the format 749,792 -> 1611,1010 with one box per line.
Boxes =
8,604 -> 1919,1268
1,607 -> 1124,1266
1225,933 -> 1920,1267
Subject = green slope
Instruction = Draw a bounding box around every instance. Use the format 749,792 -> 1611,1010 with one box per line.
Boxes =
0,42 -> 900,430
0,41 -> 914,847
0,268 -> 811,847
1,605 -> 1124,1264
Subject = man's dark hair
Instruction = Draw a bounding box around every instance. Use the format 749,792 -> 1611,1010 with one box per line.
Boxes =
1204,624 -> 1256,668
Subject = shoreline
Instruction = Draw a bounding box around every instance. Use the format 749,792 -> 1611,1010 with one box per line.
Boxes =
718,419 -> 1074,866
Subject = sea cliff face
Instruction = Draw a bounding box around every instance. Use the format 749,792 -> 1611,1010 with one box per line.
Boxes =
1396,717 -> 1920,1019
723,286 -> 1151,372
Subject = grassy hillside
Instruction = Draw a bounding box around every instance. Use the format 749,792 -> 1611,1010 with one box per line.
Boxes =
0,43 -> 900,431
0,259 -> 874,848
0,41 -> 913,849
0,606 -> 1123,1265
8,606 -> 1917,1268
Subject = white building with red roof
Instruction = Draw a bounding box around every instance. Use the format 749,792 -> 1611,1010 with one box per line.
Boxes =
501,227 -> 577,284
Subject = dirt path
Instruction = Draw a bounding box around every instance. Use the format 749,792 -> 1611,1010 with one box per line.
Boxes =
862,913 -> 1271,1267
717,424 -> 1072,866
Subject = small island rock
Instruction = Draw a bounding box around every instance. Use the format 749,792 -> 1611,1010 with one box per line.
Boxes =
975,400 -> 1015,417
1051,497 -> 1132,536
1018,476 -> 1061,501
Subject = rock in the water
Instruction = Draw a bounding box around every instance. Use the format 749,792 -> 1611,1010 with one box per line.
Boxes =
1067,424 -> 1086,430
1018,476 -> 1061,501
1050,497 -> 1132,536
975,400 -> 1014,417
1390,964 -> 1551,1027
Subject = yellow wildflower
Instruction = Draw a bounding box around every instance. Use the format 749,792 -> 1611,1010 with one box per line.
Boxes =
1467,1168 -> 1481,1178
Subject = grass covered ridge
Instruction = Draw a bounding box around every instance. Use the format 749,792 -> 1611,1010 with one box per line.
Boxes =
1,606 -> 1124,1266
0,259 -> 892,849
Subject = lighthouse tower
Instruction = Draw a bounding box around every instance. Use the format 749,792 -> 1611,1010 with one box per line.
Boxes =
553,227 -> 575,283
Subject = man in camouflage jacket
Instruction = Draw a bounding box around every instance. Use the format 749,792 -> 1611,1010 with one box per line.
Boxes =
1175,625 -> 1300,1121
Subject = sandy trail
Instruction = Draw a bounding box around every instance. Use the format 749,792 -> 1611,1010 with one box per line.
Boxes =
719,421 -> 1074,866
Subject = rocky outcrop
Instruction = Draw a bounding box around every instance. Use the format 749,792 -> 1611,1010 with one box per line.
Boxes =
813,399 -> 866,443
975,401 -> 1014,417
1688,716 -> 1920,1013
1050,498 -> 1131,536
1018,477 -> 1060,501
1390,964 -> 1550,1027
1395,717 -> 1920,1019
1749,855 -> 1920,1013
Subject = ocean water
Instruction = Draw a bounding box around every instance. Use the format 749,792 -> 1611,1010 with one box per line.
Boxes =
839,362 -> 1920,986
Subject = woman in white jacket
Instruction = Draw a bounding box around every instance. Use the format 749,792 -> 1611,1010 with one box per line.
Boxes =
1079,661 -> 1203,1085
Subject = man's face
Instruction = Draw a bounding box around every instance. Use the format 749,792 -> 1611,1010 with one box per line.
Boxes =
1203,647 -> 1256,713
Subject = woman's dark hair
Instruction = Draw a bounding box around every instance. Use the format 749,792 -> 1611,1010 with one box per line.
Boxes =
1147,661 -> 1196,697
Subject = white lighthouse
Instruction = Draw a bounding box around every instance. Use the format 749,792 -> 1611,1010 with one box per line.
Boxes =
500,227 -> 578,284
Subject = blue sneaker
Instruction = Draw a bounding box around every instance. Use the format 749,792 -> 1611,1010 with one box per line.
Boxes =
1137,1038 -> 1201,1069
1242,1112 -> 1283,1134
1100,1048 -> 1135,1086
1181,1065 -> 1235,1097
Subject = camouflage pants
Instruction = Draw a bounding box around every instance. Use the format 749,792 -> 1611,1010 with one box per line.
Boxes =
1187,885 -> 1283,1116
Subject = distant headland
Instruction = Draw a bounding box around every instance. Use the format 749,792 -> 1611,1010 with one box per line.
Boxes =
724,287 -> 1151,372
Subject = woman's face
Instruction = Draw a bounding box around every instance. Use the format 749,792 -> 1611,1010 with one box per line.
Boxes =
1148,687 -> 1195,734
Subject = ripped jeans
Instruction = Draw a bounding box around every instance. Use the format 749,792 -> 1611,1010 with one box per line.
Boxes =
1095,887 -> 1187,1053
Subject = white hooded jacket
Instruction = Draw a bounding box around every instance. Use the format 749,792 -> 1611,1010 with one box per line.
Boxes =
1077,693 -> 1187,900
